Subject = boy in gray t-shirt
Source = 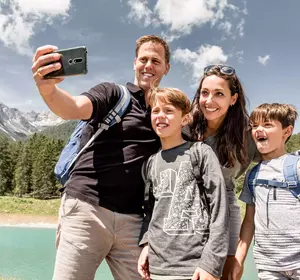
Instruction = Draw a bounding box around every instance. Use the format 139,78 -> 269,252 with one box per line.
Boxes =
232,103 -> 300,280
137,87 -> 229,280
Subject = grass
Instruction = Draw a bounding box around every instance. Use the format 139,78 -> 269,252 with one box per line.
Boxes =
0,277 -> 22,280
0,196 -> 60,216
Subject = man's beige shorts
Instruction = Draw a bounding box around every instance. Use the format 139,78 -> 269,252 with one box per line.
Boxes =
53,194 -> 143,280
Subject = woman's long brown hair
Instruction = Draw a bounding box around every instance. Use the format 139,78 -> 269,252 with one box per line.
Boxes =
190,67 -> 249,168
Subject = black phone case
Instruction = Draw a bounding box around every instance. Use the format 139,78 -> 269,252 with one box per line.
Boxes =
45,46 -> 88,79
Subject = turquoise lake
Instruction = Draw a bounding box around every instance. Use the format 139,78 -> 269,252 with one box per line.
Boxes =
0,226 -> 257,279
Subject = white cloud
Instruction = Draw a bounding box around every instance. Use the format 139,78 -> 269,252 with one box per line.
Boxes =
242,0 -> 248,15
236,50 -> 244,63
236,18 -> 245,37
154,0 -> 215,34
127,0 -> 246,39
258,54 -> 270,66
173,44 -> 228,85
127,0 -> 155,27
0,0 -> 71,55
160,31 -> 181,43
218,21 -> 232,35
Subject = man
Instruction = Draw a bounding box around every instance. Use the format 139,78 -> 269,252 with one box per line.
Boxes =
31,35 -> 170,280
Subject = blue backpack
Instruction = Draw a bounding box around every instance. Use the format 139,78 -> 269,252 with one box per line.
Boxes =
54,84 -> 131,185
248,153 -> 300,200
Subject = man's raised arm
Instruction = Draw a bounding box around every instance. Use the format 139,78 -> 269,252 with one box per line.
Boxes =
31,45 -> 93,120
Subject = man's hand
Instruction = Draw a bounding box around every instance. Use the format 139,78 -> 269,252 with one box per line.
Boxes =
192,267 -> 219,280
31,45 -> 64,96
138,245 -> 150,280
228,258 -> 244,280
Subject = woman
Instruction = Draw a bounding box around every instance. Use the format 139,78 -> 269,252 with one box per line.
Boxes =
189,65 -> 257,279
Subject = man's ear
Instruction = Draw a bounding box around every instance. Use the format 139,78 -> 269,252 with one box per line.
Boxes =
164,63 -> 170,75
133,58 -> 137,71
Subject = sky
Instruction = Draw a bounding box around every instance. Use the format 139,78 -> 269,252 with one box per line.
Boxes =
0,0 -> 299,133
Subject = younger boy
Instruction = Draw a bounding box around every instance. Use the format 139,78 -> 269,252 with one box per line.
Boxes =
137,87 -> 229,280
233,103 -> 300,280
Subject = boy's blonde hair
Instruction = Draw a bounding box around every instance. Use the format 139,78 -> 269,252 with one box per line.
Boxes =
250,103 -> 298,129
148,87 -> 191,115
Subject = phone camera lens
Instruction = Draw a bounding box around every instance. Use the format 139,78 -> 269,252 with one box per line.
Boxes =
74,58 -> 83,64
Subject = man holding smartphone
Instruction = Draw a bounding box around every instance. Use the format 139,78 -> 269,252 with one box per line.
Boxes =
31,35 -> 170,280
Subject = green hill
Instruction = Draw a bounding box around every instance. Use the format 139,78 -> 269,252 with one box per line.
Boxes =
41,120 -> 78,142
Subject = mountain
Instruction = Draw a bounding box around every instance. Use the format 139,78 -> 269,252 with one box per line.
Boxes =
0,102 -> 66,140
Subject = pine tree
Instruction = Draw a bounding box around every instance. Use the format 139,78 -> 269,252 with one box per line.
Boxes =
0,135 -> 13,195
13,141 -> 32,197
31,135 -> 61,198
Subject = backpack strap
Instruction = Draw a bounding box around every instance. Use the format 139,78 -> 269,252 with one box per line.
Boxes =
189,142 -> 210,215
248,155 -> 300,200
248,163 -> 261,198
68,84 -> 131,169
283,154 -> 300,200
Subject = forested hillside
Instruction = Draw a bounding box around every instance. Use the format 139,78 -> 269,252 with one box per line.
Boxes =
41,120 -> 77,140
0,128 -> 299,199
0,120 -> 78,199
286,133 -> 300,153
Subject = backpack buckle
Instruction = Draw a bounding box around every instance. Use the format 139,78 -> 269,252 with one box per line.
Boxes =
99,123 -> 109,130
287,181 -> 297,189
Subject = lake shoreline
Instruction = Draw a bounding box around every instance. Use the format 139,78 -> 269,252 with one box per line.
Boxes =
0,213 -> 57,228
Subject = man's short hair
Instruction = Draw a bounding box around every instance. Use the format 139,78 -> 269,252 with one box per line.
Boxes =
250,103 -> 298,128
148,87 -> 190,115
136,35 -> 170,64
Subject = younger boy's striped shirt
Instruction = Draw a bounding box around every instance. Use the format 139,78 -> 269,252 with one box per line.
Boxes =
239,154 -> 300,271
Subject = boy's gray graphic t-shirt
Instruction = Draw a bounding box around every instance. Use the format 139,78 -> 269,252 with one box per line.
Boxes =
140,141 -> 229,279
240,154 -> 300,271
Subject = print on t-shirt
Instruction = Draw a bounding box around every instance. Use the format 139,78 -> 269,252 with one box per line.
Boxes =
152,160 -> 209,236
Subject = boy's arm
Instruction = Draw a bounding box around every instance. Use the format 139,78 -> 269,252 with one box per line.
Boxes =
197,146 -> 229,279
230,170 -> 255,280
235,204 -> 255,263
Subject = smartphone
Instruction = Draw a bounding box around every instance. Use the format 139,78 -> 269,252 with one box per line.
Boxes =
44,46 -> 88,79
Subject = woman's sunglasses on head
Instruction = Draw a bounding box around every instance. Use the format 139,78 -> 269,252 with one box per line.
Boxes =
203,65 -> 235,76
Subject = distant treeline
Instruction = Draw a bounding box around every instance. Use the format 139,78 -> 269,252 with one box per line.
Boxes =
286,133 -> 300,154
0,125 -> 299,199
0,121 -> 77,199
0,133 -> 64,199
